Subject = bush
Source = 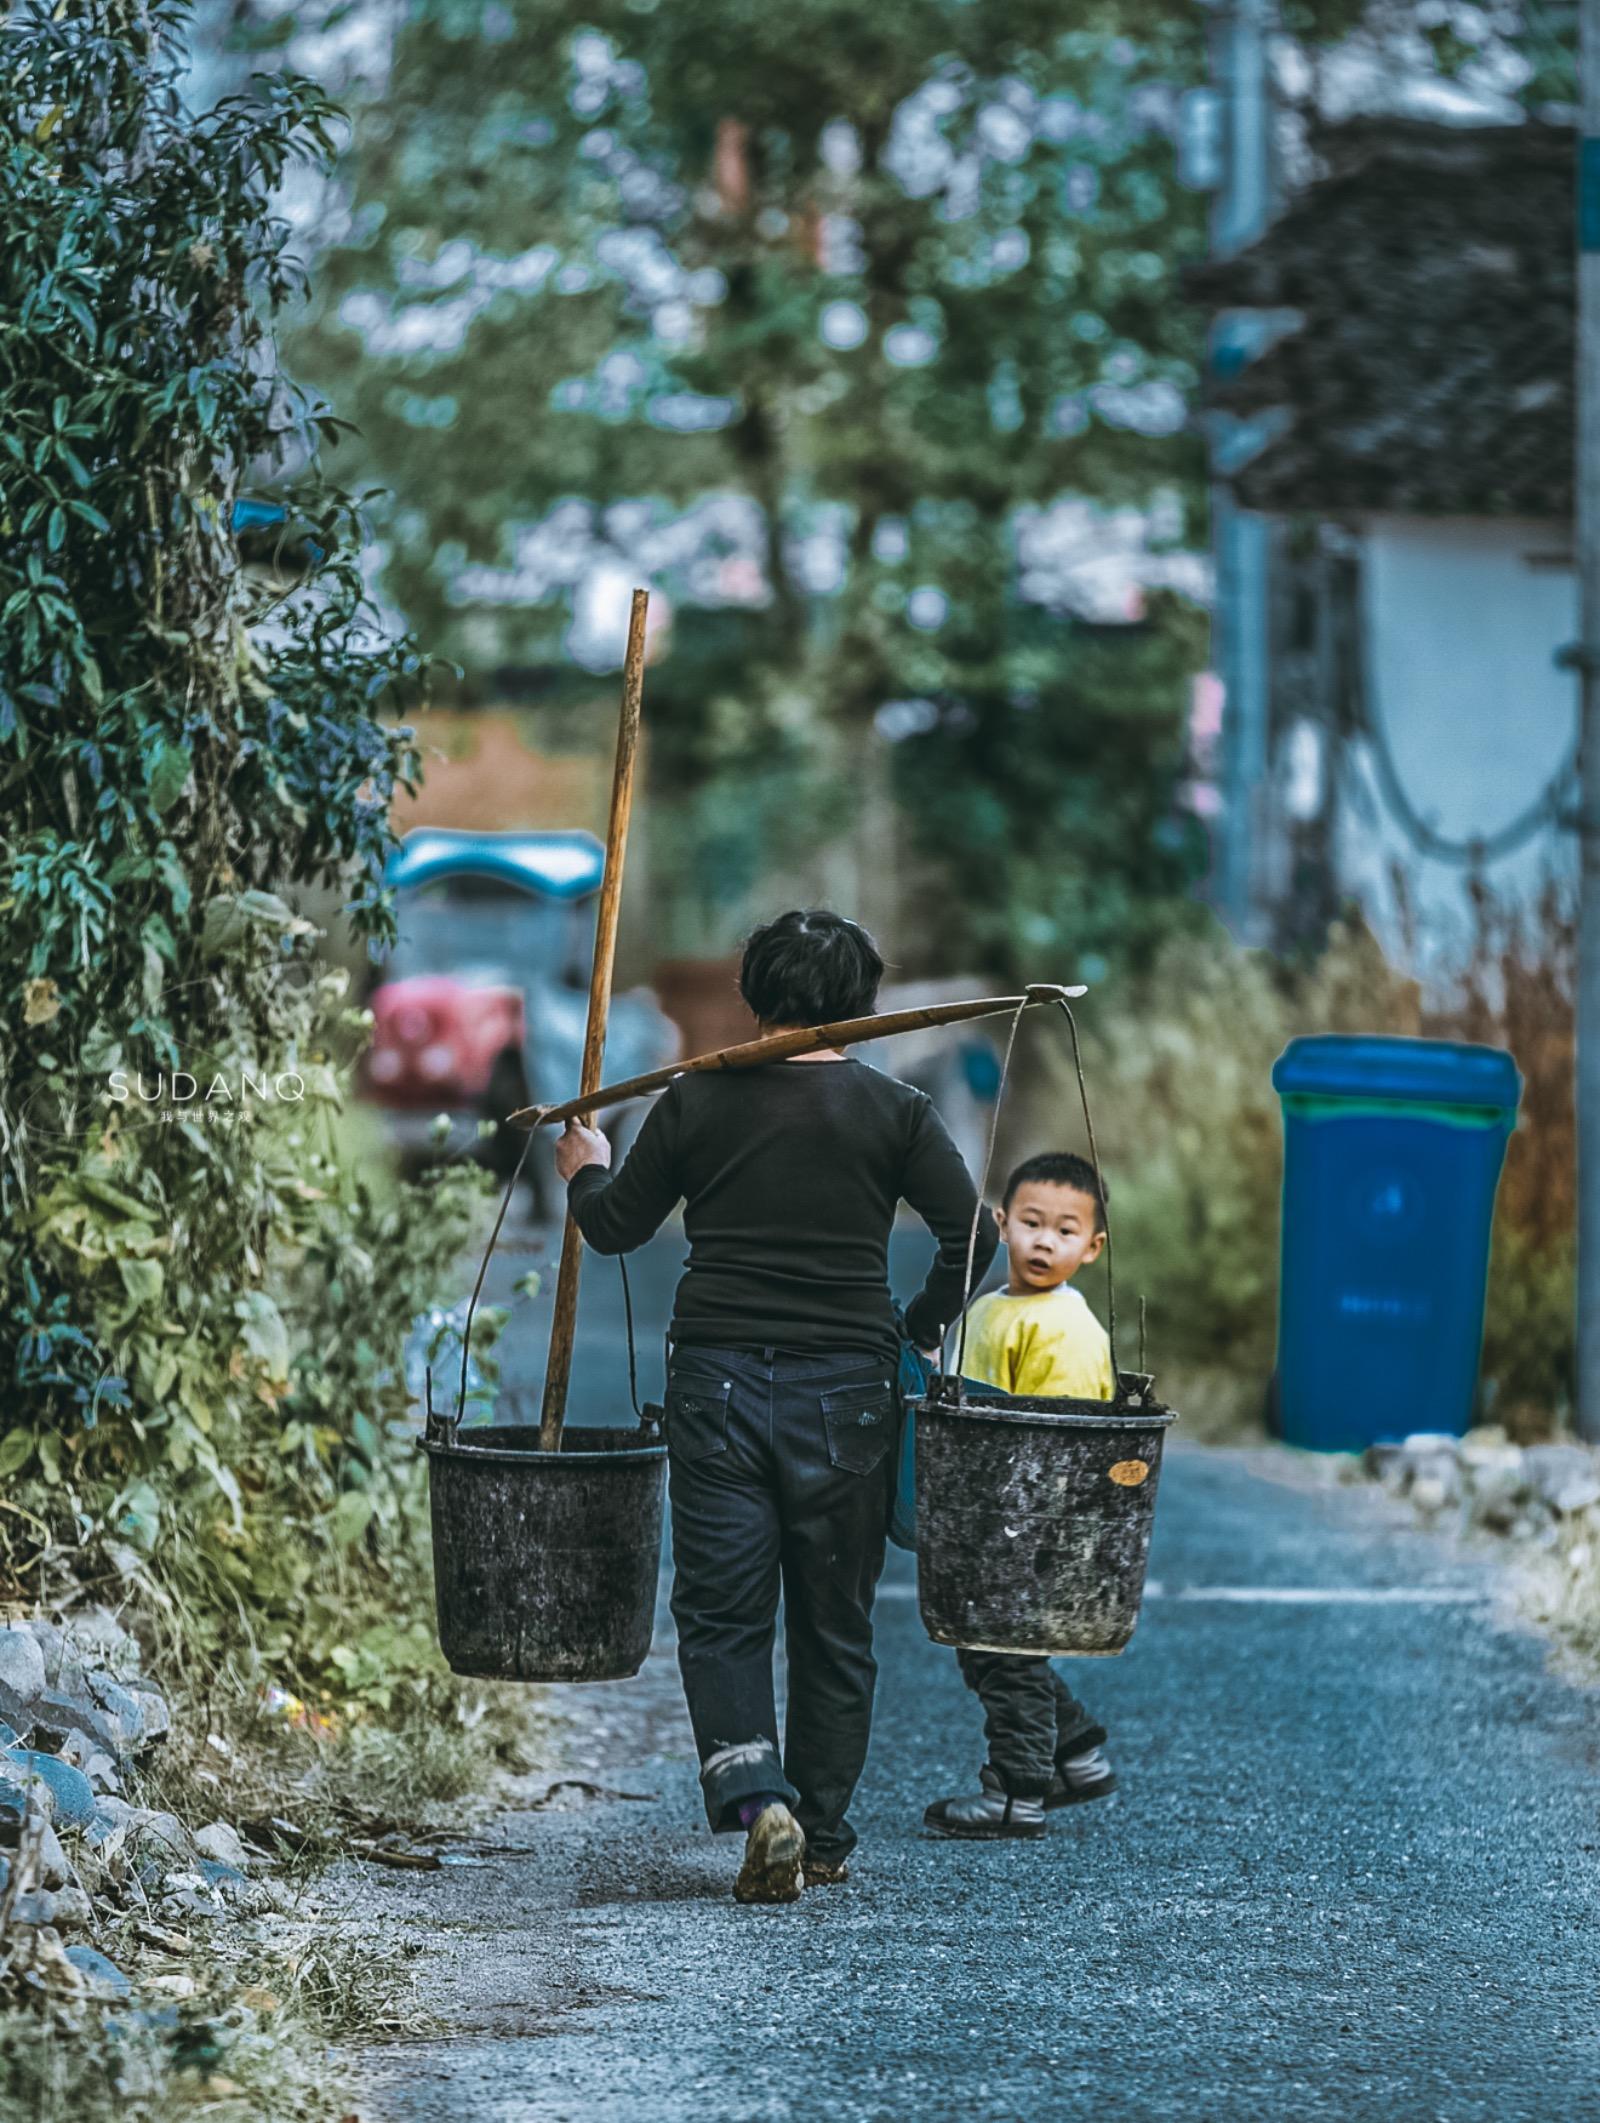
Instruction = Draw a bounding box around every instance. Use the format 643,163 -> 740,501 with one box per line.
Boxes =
0,0 -> 495,1693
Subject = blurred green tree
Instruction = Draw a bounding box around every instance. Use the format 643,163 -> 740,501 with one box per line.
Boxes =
286,1 -> 1215,971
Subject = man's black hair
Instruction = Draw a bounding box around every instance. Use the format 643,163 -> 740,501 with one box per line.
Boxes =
1001,1151 -> 1108,1232
739,909 -> 884,1027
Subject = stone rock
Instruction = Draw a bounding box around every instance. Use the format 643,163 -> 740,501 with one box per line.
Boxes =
1405,1448 -> 1463,1509
30,1688 -> 123,1760
1402,1430 -> 1461,1459
0,1854 -> 9,1893
0,1627 -> 45,1704
1463,1419 -> 1509,1440
85,1670 -> 146,1751
65,1945 -> 131,1998
1551,1472 -> 1600,1516
144,1974 -> 197,2000
1401,1438 -> 1463,1512
1410,1472 -> 1459,1516
159,1870 -> 227,1921
130,1807 -> 196,1871
1469,1456 -> 1531,1532
130,1687 -> 171,1748
26,1622 -> 87,1696
58,1607 -> 140,1672
8,1885 -> 91,1929
89,1664 -> 148,1749
194,1820 -> 251,1872
0,1680 -> 34,1752
196,1857 -> 268,1910
210,1872 -> 275,1917
81,1748 -> 123,1795
1463,1440 -> 1525,1484
1363,1442 -> 1410,1494
1524,1444 -> 1600,1518
9,1749 -> 95,1830
55,1885 -> 93,1936
26,1610 -> 139,1704
23,1617 -> 62,1662
0,1777 -> 29,1843
85,1793 -> 137,1848
44,1884 -> 92,1929
35,1821 -> 70,1889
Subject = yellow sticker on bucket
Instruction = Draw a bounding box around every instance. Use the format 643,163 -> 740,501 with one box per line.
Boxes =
1108,1459 -> 1150,1487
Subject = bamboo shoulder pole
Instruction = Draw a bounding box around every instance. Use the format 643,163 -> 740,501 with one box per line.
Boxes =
510,983 -> 1086,1131
538,588 -> 649,1451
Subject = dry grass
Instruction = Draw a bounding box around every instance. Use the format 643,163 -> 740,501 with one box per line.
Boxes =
261,1925 -> 438,2043
1435,879 -> 1575,1435
321,1716 -> 493,1819
1156,1363 -> 1269,1445
136,1654 -> 543,1865
0,1989 -> 351,2123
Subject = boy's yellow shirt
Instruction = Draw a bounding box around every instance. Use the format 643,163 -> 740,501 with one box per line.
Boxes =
962,1283 -> 1114,1400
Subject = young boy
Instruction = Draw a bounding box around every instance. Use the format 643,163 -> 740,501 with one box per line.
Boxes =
924,1151 -> 1118,1841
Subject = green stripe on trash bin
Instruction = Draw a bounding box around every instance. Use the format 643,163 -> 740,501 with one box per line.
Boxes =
1279,1094 -> 1515,1131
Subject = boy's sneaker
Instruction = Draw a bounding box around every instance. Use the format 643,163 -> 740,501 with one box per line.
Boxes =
1045,1744 -> 1117,1809
924,1766 -> 1046,1840
733,1803 -> 806,1904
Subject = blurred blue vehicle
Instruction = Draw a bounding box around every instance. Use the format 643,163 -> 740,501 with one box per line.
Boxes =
364,828 -> 678,1216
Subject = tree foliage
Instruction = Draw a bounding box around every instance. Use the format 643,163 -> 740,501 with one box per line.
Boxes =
289,0 -> 1212,971
0,0 -> 482,1674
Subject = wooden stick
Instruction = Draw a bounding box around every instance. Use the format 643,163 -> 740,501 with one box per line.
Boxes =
512,983 -> 1086,1131
538,588 -> 649,1451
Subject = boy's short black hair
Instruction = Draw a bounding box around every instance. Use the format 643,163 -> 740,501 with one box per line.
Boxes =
1001,1151 -> 1108,1232
739,909 -> 884,1027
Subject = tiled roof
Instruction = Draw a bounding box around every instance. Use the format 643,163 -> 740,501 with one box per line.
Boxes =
1190,121 -> 1571,519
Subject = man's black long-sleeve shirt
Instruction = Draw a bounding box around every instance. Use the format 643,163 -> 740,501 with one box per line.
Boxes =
566,1059 -> 997,1363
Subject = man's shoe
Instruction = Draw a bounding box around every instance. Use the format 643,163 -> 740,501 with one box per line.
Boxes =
924,1765 -> 1045,1840
1045,1744 -> 1117,1809
803,1856 -> 849,1886
733,1803 -> 806,1904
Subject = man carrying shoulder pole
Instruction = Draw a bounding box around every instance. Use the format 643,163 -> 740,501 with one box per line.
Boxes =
554,909 -> 998,1903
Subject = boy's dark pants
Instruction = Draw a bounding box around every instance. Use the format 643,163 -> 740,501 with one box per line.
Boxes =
956,1648 -> 1107,1798
664,1343 -> 895,1865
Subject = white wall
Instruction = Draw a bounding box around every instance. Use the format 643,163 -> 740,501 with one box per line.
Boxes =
1336,515 -> 1576,968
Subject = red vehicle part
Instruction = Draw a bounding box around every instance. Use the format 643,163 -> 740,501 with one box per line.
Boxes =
363,974 -> 524,1110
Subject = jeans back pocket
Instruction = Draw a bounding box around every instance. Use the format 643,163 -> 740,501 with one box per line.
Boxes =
820,1380 -> 895,1476
664,1374 -> 733,1461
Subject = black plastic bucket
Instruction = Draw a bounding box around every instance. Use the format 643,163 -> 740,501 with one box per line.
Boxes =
914,1376 -> 1176,1657
422,1424 -> 666,1682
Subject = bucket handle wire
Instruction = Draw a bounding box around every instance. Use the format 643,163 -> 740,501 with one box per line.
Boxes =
451,1130 -> 536,1432
439,1128 -> 653,1443
948,992 -> 1121,1405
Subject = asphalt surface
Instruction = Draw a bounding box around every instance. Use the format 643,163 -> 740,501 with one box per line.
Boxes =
350,1223 -> 1600,2121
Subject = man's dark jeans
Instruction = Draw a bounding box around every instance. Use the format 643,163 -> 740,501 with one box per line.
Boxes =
664,1343 -> 895,1864
955,1648 -> 1108,1798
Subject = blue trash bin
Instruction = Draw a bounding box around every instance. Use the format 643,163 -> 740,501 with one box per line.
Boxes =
1271,1035 -> 1522,1451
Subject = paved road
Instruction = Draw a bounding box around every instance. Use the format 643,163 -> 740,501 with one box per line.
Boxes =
356,1227 -> 1600,2121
